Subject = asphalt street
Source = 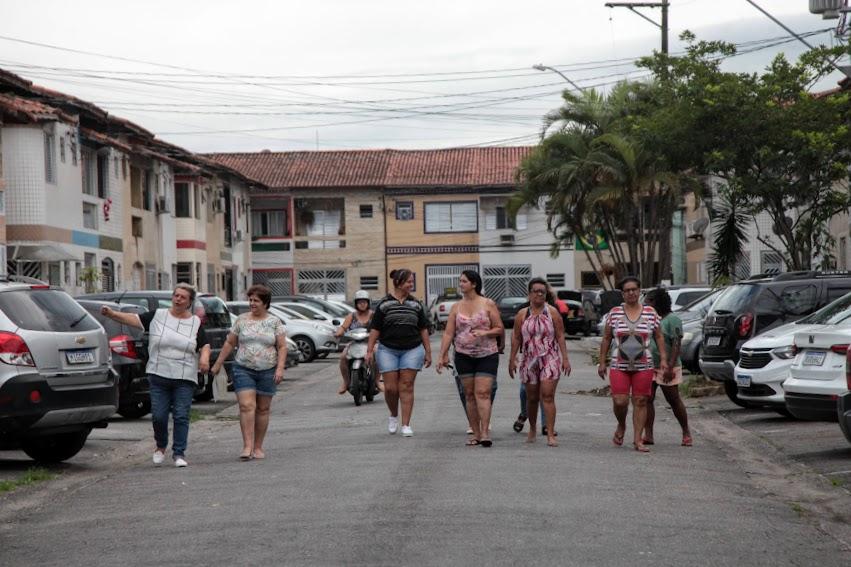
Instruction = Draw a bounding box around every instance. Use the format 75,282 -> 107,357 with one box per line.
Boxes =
1,334 -> 850,566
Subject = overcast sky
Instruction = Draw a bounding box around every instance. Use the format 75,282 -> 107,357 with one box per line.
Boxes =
0,0 -> 844,152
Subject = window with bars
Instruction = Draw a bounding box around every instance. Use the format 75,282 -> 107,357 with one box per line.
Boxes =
424,202 -> 477,233
360,276 -> 379,290
297,269 -> 346,298
360,204 -> 373,218
176,262 -> 192,284
44,132 -> 56,183
546,273 -> 566,288
97,153 -> 109,198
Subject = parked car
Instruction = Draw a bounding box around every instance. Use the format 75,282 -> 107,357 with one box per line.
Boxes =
733,291 -> 851,414
563,299 -> 589,336
272,295 -> 351,319
428,292 -> 462,330
326,299 -> 355,314
76,290 -> 234,401
274,301 -> 344,327
498,297 -> 528,328
839,351 -> 851,444
784,327 -> 851,421
700,271 -> 851,407
77,299 -> 151,419
227,301 -> 337,362
677,288 -> 725,372
0,280 -> 116,462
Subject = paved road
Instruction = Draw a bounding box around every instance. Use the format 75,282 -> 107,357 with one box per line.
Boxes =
1,336 -> 850,566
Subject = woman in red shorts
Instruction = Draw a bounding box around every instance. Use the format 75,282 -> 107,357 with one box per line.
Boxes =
597,276 -> 667,453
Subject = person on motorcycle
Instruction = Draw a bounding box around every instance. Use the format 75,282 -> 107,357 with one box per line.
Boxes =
335,290 -> 375,395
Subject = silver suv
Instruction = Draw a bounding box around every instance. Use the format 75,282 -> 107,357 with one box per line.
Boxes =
0,280 -> 116,462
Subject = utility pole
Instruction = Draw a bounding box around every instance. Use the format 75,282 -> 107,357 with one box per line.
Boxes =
604,0 -> 669,54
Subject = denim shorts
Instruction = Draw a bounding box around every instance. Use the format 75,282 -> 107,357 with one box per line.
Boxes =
231,364 -> 277,396
376,343 -> 425,373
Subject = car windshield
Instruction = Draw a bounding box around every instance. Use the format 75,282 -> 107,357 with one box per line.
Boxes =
710,284 -> 760,314
312,300 -> 350,317
679,288 -> 722,316
282,303 -> 324,319
0,289 -> 101,332
198,296 -> 231,328
797,291 -> 851,325
499,297 -> 527,307
273,305 -> 310,320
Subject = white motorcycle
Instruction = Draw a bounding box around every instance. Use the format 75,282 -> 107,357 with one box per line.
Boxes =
344,328 -> 377,406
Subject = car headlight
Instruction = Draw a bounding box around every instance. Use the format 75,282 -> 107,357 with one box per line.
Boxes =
772,345 -> 796,360
682,332 -> 694,342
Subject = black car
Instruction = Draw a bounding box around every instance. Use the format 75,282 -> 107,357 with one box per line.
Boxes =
76,290 -> 234,401
700,271 -> 851,407
77,300 -> 150,419
498,297 -> 528,328
562,299 -> 589,336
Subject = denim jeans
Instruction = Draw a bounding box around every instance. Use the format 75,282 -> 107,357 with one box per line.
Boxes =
519,382 -> 546,427
148,374 -> 195,458
454,372 -> 497,409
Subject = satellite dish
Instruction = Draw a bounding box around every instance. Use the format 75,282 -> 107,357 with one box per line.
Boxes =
692,217 -> 709,235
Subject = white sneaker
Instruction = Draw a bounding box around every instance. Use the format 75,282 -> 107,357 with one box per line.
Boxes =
401,425 -> 413,437
174,457 -> 188,468
388,416 -> 399,434
152,451 -> 165,465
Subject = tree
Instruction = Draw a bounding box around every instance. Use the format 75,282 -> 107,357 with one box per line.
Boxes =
636,34 -> 851,272
510,83 -> 690,288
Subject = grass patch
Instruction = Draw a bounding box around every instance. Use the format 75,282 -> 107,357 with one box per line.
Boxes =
679,375 -> 725,398
830,477 -> 844,487
789,502 -> 806,517
189,409 -> 205,423
0,467 -> 56,494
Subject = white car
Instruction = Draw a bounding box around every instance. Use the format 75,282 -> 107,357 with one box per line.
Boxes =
428,294 -> 461,330
665,286 -> 714,311
735,292 -> 851,412
226,301 -> 337,362
785,326 -> 851,421
326,299 -> 355,314
274,301 -> 344,327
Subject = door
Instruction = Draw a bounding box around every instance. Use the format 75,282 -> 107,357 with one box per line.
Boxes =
425,264 -> 478,306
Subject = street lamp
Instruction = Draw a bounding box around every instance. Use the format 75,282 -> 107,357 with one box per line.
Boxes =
532,64 -> 585,92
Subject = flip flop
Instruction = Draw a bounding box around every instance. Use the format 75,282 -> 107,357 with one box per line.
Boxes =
239,453 -> 253,461
612,431 -> 625,446
641,437 -> 655,445
513,415 -> 527,433
682,435 -> 693,447
466,439 -> 481,447
480,439 -> 493,448
634,443 -> 650,453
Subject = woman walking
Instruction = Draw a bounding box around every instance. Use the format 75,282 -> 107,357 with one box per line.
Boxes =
508,278 -> 571,447
100,283 -> 211,467
436,270 -> 504,447
335,290 -> 375,395
367,269 -> 432,437
642,288 -> 692,447
597,276 -> 668,453
211,285 -> 287,460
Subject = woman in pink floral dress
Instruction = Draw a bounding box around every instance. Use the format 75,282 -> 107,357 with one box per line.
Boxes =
508,278 -> 572,447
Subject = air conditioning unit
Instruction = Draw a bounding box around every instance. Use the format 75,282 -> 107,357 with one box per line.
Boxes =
500,234 -> 515,246
155,196 -> 170,214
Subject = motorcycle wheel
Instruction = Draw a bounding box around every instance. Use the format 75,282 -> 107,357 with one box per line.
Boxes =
351,368 -> 363,406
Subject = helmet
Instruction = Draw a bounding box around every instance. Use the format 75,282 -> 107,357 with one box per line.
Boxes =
353,290 -> 370,302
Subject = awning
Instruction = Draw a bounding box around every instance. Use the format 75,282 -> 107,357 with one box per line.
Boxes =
10,244 -> 78,262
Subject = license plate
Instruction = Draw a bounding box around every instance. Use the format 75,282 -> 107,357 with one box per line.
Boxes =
803,351 -> 826,366
66,350 -> 95,364
736,374 -> 751,387
706,336 -> 721,346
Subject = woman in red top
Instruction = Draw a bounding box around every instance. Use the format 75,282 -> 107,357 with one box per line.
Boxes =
597,276 -> 667,452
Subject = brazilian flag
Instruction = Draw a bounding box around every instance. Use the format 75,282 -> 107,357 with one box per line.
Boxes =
575,230 -> 609,251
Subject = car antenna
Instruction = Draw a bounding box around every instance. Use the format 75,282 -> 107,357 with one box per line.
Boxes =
116,289 -> 127,305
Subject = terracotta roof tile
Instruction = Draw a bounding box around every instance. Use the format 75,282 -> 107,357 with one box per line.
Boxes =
206,147 -> 533,190
0,92 -> 78,125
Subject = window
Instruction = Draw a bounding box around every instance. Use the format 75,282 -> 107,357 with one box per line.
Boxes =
82,148 -> 96,195
44,131 -> 56,183
779,284 -> 818,316
176,262 -> 192,284
761,250 -> 784,274
485,205 -> 527,231
207,263 -> 215,293
59,136 -> 66,163
546,273 -> 566,288
424,202 -> 477,233
581,271 -> 601,287
97,153 -> 109,198
101,258 -> 115,292
295,241 -> 308,249
396,201 -> 414,221
251,210 -> 288,237
360,204 -> 373,218
194,186 -> 201,219
131,216 -> 143,237
82,202 -> 98,229
0,191 -> 5,214
70,134 -> 77,166
195,262 -> 202,289
174,183 -> 191,218
130,167 -> 142,208
307,210 -> 342,237
143,170 -> 153,211
360,276 -> 379,290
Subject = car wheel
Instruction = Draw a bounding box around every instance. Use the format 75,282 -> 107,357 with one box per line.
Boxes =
21,430 -> 91,463
117,399 -> 151,419
723,380 -> 756,409
293,335 -> 316,362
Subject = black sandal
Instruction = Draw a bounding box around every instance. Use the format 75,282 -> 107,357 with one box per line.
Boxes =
513,414 -> 527,433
